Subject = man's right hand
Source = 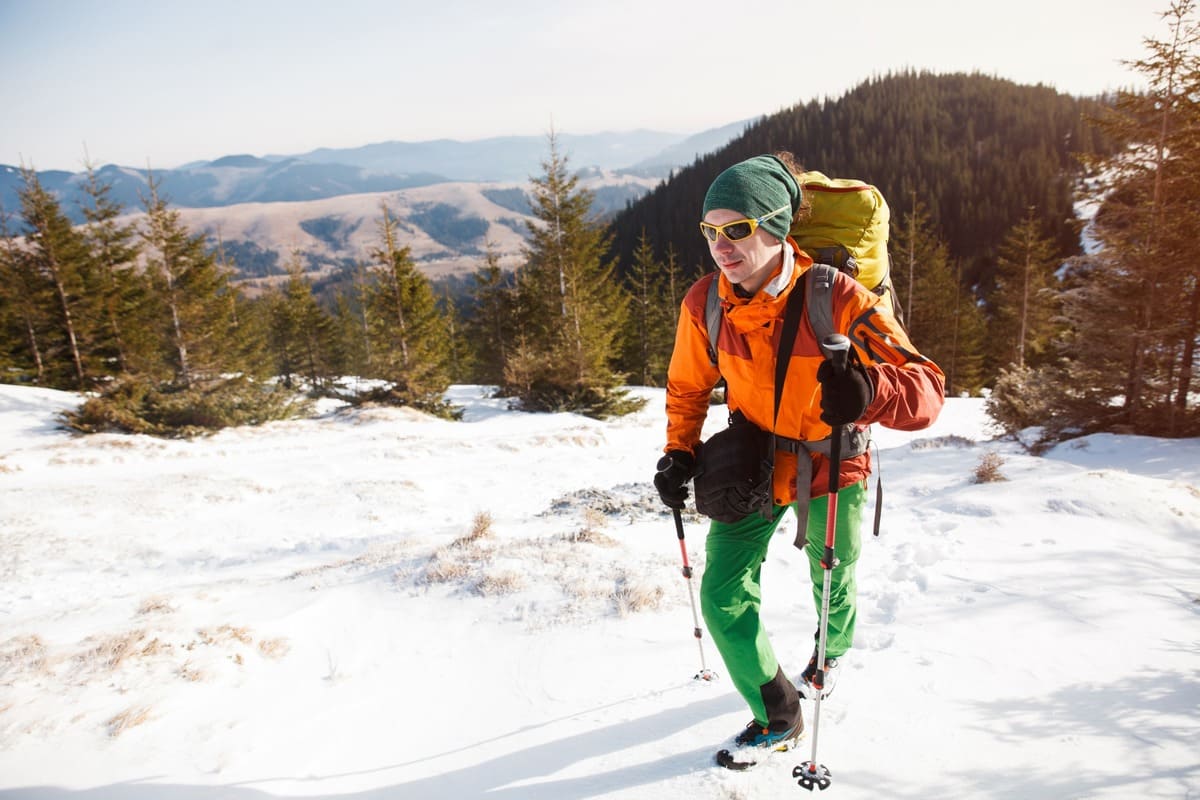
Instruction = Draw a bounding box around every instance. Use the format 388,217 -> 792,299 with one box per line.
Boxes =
654,450 -> 696,509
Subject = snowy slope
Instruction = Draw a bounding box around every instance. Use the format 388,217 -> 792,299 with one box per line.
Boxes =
0,385 -> 1197,799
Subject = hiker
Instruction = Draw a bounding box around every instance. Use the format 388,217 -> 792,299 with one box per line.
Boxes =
654,153 -> 945,752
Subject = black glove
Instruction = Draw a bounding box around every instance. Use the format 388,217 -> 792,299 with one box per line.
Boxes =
816,353 -> 875,426
654,450 -> 696,509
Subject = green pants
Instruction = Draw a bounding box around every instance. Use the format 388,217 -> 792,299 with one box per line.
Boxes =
700,482 -> 866,727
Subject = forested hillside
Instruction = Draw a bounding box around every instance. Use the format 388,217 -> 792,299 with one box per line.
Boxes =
4,34 -> 1196,439
608,71 -> 1113,290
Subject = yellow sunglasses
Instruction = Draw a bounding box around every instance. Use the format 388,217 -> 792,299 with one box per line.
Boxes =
699,204 -> 791,242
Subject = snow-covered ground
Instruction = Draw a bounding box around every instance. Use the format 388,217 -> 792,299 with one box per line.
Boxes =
1,384 -> 1197,799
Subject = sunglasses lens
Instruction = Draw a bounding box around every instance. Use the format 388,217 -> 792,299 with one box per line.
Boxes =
700,224 -> 718,241
724,221 -> 753,241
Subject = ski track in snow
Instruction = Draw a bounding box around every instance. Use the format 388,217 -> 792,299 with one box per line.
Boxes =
0,385 -> 1198,799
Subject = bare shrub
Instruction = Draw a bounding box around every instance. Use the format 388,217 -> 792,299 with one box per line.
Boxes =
107,706 -> 152,737
972,452 -> 1008,484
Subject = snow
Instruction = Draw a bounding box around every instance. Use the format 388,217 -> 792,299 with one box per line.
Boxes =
0,384 -> 1197,799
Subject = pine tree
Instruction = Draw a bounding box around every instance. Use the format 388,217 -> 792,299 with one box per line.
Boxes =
328,263 -> 373,384
1054,0 -> 1200,436
663,243 -> 688,324
945,260 -> 988,396
890,203 -> 982,395
62,178 -> 301,436
439,285 -> 473,384
889,200 -> 940,331
17,167 -> 99,389
79,162 -> 155,376
361,202 -> 455,415
464,242 -> 516,385
268,252 -> 339,391
141,175 -> 245,386
620,229 -> 675,386
0,209 -> 51,382
506,133 -> 642,417
988,207 -> 1061,370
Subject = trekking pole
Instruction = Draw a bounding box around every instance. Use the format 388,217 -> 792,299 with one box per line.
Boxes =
673,507 -> 718,682
795,333 -> 850,791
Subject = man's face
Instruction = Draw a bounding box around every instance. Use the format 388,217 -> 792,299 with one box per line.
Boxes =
703,208 -> 783,294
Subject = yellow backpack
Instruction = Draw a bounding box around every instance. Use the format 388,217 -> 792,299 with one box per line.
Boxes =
790,171 -> 900,321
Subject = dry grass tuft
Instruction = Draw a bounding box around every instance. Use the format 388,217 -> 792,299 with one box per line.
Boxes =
177,661 -> 205,682
139,637 -> 173,658
453,511 -> 494,547
0,635 -> 49,680
257,638 -> 291,660
614,580 -> 666,617
563,509 -> 618,546
972,451 -> 1008,484
79,630 -> 147,672
107,706 -> 152,738
197,625 -> 253,646
476,571 -> 526,596
136,596 -> 176,616
423,552 -> 474,584
568,580 -> 613,602
563,528 -> 619,547
911,434 -> 976,450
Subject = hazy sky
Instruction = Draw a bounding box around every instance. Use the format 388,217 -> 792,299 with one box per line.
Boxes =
0,0 -> 1166,172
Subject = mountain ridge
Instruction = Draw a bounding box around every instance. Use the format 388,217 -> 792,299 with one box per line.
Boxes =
0,122 -> 751,222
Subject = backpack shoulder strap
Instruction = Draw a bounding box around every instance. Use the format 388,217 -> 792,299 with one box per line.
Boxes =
705,275 -> 722,366
805,263 -> 838,345
707,264 -> 835,364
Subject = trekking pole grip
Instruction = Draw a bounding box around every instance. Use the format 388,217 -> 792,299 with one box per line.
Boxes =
820,333 -> 851,377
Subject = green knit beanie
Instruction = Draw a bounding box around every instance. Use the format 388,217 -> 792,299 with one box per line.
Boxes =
702,155 -> 802,240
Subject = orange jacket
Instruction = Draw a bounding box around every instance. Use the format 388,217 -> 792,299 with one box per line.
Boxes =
665,242 -> 945,504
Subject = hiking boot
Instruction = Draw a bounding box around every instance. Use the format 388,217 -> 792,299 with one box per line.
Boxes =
732,717 -> 804,750
799,648 -> 839,699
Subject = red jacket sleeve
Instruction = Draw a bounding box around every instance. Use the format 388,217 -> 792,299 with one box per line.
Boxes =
848,305 -> 945,430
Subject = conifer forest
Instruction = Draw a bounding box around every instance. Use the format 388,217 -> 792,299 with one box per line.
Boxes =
2,4 -> 1198,442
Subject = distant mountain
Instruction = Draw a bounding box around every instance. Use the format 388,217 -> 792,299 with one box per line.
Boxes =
0,160 -> 448,223
628,118 -> 759,173
161,171 -> 661,288
1,126 -> 748,226
278,130 -> 697,182
0,124 -> 748,285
